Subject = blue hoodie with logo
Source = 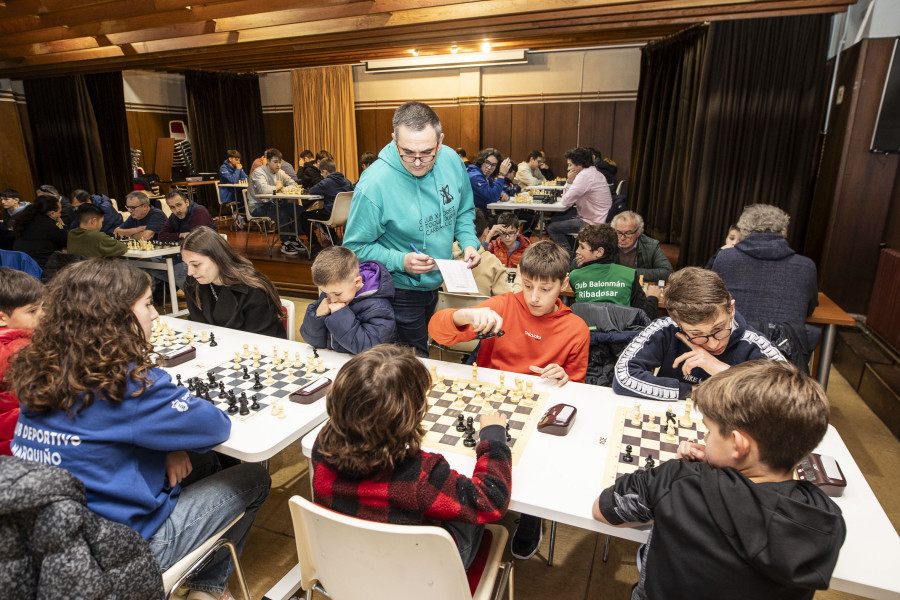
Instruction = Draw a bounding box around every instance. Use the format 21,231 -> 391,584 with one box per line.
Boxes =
343,141 -> 481,292
11,368 -> 231,539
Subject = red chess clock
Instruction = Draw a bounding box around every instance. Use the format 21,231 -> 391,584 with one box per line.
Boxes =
795,453 -> 847,497
537,403 -> 577,436
289,376 -> 332,405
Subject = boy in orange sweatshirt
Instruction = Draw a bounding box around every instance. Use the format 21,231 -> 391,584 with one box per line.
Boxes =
429,240 -> 589,559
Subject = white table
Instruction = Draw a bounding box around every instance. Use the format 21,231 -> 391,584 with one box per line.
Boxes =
123,246 -> 185,316
291,359 -> 900,600
255,193 -> 323,258
487,200 -> 569,239
156,316 -> 352,462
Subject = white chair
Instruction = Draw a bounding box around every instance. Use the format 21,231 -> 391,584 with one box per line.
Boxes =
161,512 -> 251,600
308,191 -> 352,247
615,179 -> 628,196
429,291 -> 491,360
280,298 -> 296,341
161,198 -> 172,218
215,181 -> 244,231
289,496 -> 513,600
242,189 -> 273,253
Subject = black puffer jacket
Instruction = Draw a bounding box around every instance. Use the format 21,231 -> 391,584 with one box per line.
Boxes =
0,456 -> 164,599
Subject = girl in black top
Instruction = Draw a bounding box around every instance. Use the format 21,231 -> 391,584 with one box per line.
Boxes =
12,195 -> 67,268
181,226 -> 287,338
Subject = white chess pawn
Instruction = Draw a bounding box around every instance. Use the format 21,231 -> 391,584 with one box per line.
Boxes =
264,369 -> 275,385
293,352 -> 303,368
201,330 -> 209,343
317,358 -> 325,373
499,372 -> 505,388
241,344 -> 251,358
454,391 -> 466,408
472,363 -> 478,381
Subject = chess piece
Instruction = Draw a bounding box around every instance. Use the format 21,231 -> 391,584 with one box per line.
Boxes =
666,408 -> 676,425
680,399 -> 694,428
506,423 -> 511,442
176,374 -> 183,387
265,368 -> 274,385
285,369 -> 297,382
233,353 -> 241,370
187,378 -> 195,392
470,391 -> 483,407
472,362 -> 478,381
645,455 -> 655,469
209,332 -> 217,347
242,366 -> 250,380
456,413 -> 466,432
454,390 -> 466,408
631,403 -> 642,427
623,444 -> 633,463
665,424 -> 677,441
430,364 -> 438,382
463,417 -> 477,448
201,330 -> 209,343
646,415 -> 659,432
514,377 -> 523,391
251,395 -> 260,410
451,380 -> 460,393
270,400 -> 284,418
317,358 -> 325,373
207,371 -> 215,385
499,372 -> 505,387
218,382 -> 226,397
227,395 -> 238,414
241,344 -> 251,358
239,392 -> 250,416
253,345 -> 259,357
252,359 -> 260,369
293,352 -> 303,368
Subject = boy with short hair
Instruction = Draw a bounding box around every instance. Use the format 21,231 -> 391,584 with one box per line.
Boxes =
0,267 -> 42,455
613,267 -> 784,401
594,360 -> 846,600
300,246 -> 397,354
67,204 -> 128,259
570,223 -> 658,319
486,212 -> 531,268
429,240 -> 589,559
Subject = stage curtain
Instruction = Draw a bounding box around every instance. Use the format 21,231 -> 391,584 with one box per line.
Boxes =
85,72 -> 131,203
184,70 -> 266,175
629,24 -> 709,247
292,65 -> 358,183
680,14 -> 831,267
23,76 -> 109,198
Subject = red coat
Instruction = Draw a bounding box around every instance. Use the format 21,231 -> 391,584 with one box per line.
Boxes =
488,234 -> 531,268
0,328 -> 32,455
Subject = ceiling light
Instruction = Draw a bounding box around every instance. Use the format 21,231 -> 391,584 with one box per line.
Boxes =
365,49 -> 527,73
450,45 -> 459,54
481,41 -> 491,52
410,49 -> 418,56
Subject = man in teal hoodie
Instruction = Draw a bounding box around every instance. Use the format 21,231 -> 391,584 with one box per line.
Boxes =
344,102 -> 482,356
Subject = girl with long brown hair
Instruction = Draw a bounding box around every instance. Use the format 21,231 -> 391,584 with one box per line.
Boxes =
8,259 -> 270,600
181,226 -> 287,338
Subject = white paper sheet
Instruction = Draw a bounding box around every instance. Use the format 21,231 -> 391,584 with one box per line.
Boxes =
434,259 -> 479,294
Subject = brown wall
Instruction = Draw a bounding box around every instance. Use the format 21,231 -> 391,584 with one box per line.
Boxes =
263,112 -> 295,166
808,38 -> 900,314
126,110 -> 186,177
0,100 -> 36,202
356,100 -> 635,182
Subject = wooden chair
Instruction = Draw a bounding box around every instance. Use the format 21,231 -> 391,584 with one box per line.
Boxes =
241,189 -> 273,253
289,496 -> 513,600
161,513 -> 251,600
307,191 -> 352,247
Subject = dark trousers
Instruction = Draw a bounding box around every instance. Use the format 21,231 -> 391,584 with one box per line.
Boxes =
300,208 -> 332,245
392,288 -> 439,357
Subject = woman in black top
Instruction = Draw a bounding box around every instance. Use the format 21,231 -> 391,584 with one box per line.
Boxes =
12,195 -> 68,268
181,226 -> 287,338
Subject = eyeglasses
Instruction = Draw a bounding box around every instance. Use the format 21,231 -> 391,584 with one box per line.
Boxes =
396,142 -> 437,164
484,160 -> 498,168
125,204 -> 145,211
615,229 -> 639,238
680,319 -> 736,345
499,229 -> 517,237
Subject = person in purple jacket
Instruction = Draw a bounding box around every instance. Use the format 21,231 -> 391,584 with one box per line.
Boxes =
8,260 -> 270,600
300,246 -> 396,354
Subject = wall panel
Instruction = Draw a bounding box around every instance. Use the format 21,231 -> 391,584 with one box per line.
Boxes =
458,105 -> 481,159
481,104 -> 512,157
542,103 -> 580,178
264,112 -> 295,165
612,101 -> 636,184
0,100 -> 35,201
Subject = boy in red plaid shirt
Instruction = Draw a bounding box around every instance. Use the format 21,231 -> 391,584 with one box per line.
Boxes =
311,344 -> 512,569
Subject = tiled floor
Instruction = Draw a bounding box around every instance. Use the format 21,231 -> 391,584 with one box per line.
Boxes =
228,306 -> 899,600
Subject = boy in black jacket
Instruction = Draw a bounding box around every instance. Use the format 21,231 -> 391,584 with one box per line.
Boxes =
613,267 -> 783,400
594,360 -> 846,600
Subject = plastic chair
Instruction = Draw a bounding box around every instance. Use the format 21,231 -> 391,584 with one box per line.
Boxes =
429,291 -> 491,360
280,298 -> 295,341
289,496 -> 513,600
242,189 -> 272,253
169,120 -> 187,141
215,182 -> 244,231
308,191 -> 352,247
161,512 -> 251,600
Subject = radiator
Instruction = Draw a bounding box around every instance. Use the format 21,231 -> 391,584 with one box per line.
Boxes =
868,248 -> 900,353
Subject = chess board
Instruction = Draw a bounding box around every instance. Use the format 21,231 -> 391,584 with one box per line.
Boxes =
150,326 -> 210,367
601,404 -> 707,488
200,352 -> 326,422
422,375 -> 548,466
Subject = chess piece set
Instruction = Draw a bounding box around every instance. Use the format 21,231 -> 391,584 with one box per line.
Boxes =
231,343 -> 324,384
624,400 -> 698,468
453,413 -> 512,447
176,372 -> 261,416
150,322 -> 216,347
430,364 -> 537,413
118,237 -> 180,251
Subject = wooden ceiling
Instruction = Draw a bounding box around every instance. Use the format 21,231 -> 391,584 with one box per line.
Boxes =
0,0 -> 854,79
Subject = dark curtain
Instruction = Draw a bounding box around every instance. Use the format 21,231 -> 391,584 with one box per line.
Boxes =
85,73 -> 131,203
681,15 -> 831,267
184,71 -> 266,174
23,76 -> 107,197
630,24 -> 709,245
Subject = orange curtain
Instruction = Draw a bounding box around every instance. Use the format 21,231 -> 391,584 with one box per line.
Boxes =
291,65 -> 358,183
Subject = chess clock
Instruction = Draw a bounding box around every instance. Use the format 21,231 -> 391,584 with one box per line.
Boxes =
289,376 -> 332,405
795,453 -> 846,497
537,403 -> 577,436
153,344 -> 196,368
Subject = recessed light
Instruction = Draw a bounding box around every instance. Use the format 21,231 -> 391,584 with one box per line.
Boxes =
481,41 -> 491,52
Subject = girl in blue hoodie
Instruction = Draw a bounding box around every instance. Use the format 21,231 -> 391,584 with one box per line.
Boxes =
9,260 -> 270,600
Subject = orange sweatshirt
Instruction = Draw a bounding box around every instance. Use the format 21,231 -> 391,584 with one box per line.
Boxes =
428,292 -> 589,382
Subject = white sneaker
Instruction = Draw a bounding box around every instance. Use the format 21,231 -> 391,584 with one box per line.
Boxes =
186,589 -> 233,600
280,241 -> 300,256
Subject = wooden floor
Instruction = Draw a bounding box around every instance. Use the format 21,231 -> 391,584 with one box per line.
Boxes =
224,225 -> 318,299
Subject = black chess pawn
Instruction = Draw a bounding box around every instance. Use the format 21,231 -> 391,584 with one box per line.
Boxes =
207,371 -> 216,385
506,423 -> 511,443
218,382 -> 227,397
250,395 -> 260,410
187,378 -> 195,392
227,395 -> 238,414
228,390 -> 237,403
176,374 -> 183,387
645,455 -> 655,469
456,413 -> 466,432
252,372 -> 263,390
463,416 -> 477,447
312,347 -> 319,358
242,366 -> 250,380
239,392 -> 250,416
209,332 -> 217,347
623,444 -> 633,463
204,388 -> 212,403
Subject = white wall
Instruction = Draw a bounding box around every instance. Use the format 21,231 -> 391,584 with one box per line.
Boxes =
830,0 -> 900,56
122,70 -> 186,113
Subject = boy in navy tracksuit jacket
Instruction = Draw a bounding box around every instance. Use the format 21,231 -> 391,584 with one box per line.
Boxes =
300,159 -> 353,246
613,267 -> 783,400
300,247 -> 396,354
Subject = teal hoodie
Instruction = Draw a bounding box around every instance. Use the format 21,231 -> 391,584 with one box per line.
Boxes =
344,140 -> 480,291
